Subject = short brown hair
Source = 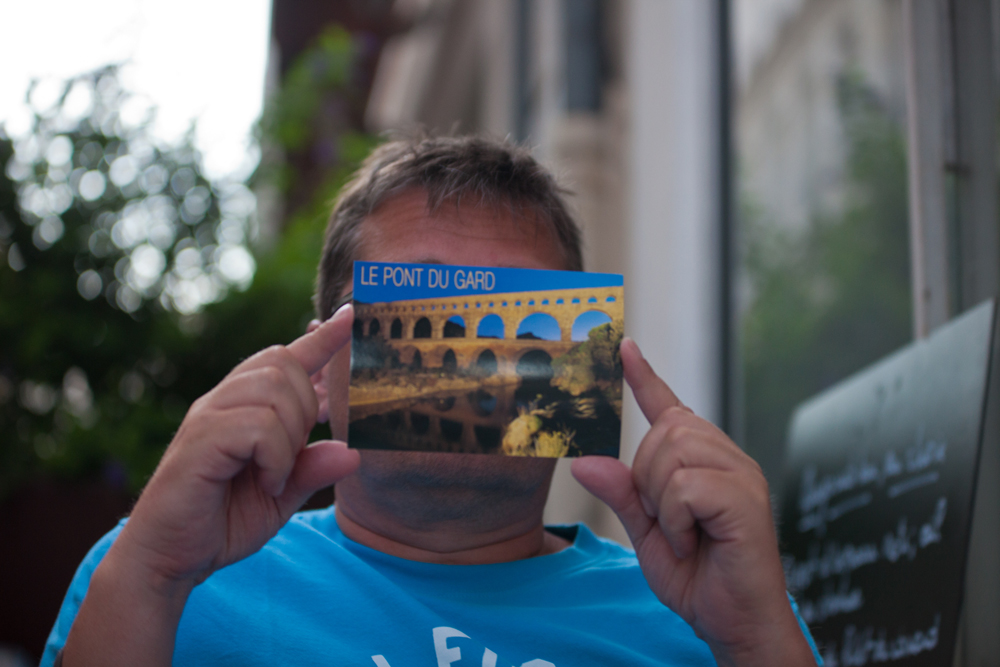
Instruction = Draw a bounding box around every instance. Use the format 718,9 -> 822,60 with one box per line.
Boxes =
315,135 -> 583,319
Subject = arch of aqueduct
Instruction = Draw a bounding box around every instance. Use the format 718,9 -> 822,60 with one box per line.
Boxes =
354,285 -> 623,372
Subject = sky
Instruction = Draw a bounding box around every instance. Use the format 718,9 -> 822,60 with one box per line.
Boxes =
447,311 -> 611,341
0,0 -> 272,180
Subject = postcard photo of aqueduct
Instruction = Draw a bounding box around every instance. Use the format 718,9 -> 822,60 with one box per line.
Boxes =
349,284 -> 625,458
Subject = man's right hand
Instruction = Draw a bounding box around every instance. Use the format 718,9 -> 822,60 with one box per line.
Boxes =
62,304 -> 360,666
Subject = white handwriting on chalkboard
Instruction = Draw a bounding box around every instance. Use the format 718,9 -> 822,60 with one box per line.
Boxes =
882,497 -> 947,562
785,497 -> 948,592
799,492 -> 873,535
887,471 -> 939,498
920,497 -> 946,547
785,542 -> 880,591
905,431 -> 947,472
881,518 -> 917,562
797,430 -> 948,534
798,575 -> 864,624
823,614 -> 941,666
800,462 -> 879,514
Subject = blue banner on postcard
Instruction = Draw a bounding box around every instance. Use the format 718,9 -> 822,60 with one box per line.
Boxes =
353,261 -> 623,303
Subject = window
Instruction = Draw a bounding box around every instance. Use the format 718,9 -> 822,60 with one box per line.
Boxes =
732,0 -> 912,487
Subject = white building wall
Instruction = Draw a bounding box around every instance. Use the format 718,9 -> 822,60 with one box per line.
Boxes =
626,0 -> 722,431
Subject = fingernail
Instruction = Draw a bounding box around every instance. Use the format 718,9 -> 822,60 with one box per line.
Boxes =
624,337 -> 643,360
331,302 -> 353,321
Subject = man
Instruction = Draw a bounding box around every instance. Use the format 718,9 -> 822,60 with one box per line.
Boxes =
45,136 -> 820,666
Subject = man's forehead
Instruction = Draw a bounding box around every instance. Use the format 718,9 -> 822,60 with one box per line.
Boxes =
365,189 -> 546,233
356,189 -> 567,268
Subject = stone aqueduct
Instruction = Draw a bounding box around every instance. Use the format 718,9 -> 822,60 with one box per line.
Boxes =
354,285 -> 623,373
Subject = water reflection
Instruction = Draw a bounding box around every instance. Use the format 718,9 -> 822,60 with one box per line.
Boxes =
432,395 -> 456,412
471,389 -> 497,416
349,377 -> 619,457
411,413 -> 430,435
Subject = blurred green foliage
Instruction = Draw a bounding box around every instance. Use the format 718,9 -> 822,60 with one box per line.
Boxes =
741,72 -> 913,484
0,27 -> 378,499
552,319 -> 624,414
350,333 -> 401,375
255,25 -> 377,213
552,320 -> 624,395
261,27 -> 354,153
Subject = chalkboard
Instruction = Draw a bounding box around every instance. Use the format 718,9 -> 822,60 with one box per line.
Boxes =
779,300 -> 995,667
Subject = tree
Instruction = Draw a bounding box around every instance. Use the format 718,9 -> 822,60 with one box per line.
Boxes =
0,67 -> 259,495
551,319 -> 624,406
0,26 -> 379,499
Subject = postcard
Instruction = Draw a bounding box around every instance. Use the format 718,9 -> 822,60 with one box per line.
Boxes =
348,261 -> 624,458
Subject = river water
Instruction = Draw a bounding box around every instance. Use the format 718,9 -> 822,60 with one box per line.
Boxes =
349,377 -> 620,457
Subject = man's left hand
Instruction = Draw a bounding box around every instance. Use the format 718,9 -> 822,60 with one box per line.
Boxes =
572,338 -> 815,667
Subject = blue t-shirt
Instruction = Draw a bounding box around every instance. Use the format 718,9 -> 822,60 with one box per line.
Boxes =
43,507 -> 821,666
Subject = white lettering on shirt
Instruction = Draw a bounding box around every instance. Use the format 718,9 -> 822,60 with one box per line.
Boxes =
370,626 -> 556,666
434,627 -> 470,666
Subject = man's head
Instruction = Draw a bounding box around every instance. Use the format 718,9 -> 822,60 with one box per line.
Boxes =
311,135 -> 584,549
315,135 -> 583,320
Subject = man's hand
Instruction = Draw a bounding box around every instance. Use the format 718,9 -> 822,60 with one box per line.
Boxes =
572,338 -> 814,667
63,304 -> 361,666
119,302 -> 360,584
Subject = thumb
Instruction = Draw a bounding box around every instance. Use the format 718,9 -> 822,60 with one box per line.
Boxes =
571,456 -> 655,548
277,441 -> 360,515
